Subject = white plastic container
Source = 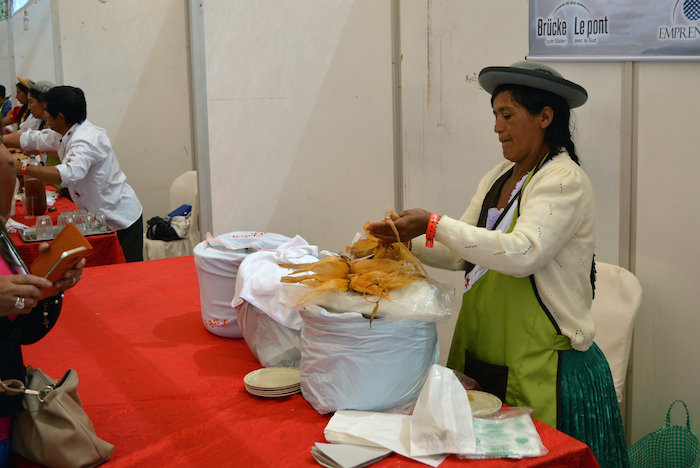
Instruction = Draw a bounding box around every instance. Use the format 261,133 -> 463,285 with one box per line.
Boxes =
193,231 -> 290,338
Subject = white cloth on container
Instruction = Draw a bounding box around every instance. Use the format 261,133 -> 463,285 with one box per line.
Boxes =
299,306 -> 439,414
194,231 -> 290,338
232,235 -> 318,331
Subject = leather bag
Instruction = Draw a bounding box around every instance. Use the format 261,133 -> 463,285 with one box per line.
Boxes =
10,366 -> 114,468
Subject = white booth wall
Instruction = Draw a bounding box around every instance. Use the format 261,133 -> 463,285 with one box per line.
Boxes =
200,0 -> 699,443
202,0 -> 394,250
1,0 -> 194,223
0,0 -> 54,107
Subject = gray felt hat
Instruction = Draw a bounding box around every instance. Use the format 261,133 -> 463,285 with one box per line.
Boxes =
478,61 -> 588,108
31,80 -> 55,94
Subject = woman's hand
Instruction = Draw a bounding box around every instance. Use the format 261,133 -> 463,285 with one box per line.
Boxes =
0,272 -> 52,317
367,208 -> 432,244
36,242 -> 85,293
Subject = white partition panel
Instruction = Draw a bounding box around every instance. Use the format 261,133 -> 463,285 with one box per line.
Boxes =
399,0 -> 624,364
0,0 -> 55,104
56,0 -> 193,222
202,0 -> 394,251
630,61 -> 700,442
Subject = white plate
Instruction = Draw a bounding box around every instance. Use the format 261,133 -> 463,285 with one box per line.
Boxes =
467,390 -> 502,417
243,367 -> 301,390
245,386 -> 300,398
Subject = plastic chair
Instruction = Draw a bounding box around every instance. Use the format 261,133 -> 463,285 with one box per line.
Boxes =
590,262 -> 643,404
143,171 -> 200,260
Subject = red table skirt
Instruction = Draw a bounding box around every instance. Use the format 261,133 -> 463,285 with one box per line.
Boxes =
15,257 -> 599,467
10,188 -> 126,267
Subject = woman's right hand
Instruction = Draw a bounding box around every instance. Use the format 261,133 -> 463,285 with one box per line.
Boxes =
0,273 -> 52,317
367,208 -> 432,244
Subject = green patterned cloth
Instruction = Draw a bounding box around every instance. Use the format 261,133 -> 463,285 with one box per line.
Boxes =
559,343 -> 630,468
629,400 -> 700,468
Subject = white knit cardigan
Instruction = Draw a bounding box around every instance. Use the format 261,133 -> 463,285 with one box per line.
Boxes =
411,151 -> 596,351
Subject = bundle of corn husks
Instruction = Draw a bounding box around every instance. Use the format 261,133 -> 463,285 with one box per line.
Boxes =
280,212 -> 428,323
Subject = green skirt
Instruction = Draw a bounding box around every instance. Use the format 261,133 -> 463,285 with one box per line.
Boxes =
560,343 -> 630,468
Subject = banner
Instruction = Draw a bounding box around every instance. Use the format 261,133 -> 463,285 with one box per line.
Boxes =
529,0 -> 700,61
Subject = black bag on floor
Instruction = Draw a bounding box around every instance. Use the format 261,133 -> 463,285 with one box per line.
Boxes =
146,216 -> 180,241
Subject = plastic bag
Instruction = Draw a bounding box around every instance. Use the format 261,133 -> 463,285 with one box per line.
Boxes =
278,277 -> 453,323
409,364 -> 476,456
236,301 -> 301,368
299,305 -> 439,414
456,407 -> 548,460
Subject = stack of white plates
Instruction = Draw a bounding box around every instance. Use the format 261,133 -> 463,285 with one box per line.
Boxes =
244,366 -> 301,398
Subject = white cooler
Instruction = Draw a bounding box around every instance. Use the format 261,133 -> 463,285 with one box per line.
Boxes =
193,231 -> 290,338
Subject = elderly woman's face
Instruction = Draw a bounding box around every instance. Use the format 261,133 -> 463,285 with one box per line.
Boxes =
492,90 -> 548,165
0,145 -> 17,221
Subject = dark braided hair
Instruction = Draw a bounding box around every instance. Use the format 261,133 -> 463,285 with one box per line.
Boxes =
491,84 -> 580,166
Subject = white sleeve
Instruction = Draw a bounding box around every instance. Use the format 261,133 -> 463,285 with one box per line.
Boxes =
433,163 -> 594,277
20,129 -> 61,153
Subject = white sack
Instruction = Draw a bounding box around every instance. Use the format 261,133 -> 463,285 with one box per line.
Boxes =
236,301 -> 301,368
194,231 -> 290,338
299,306 -> 439,414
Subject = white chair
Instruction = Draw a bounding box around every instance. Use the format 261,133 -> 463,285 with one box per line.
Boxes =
143,171 -> 200,260
590,262 -> 643,404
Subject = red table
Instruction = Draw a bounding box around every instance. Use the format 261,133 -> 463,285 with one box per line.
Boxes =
15,257 -> 599,467
9,188 -> 126,267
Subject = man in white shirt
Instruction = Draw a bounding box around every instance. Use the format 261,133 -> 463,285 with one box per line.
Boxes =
2,86 -> 143,262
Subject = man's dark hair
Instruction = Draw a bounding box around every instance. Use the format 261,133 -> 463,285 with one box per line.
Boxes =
0,85 -> 5,99
43,86 -> 87,125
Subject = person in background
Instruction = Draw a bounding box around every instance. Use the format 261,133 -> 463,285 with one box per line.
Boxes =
367,61 -> 628,467
16,81 -> 54,134
0,87 -> 11,119
1,86 -> 143,262
0,139 -> 84,465
0,78 -> 34,130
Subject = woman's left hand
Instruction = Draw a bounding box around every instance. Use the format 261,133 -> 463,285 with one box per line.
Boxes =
36,242 -> 85,292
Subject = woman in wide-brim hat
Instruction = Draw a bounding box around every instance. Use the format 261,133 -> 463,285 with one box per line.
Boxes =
0,77 -> 34,129
368,61 -> 628,467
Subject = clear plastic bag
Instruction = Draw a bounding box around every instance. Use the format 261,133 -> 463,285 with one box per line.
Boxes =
279,277 -> 453,323
236,301 -> 301,368
456,407 -> 549,460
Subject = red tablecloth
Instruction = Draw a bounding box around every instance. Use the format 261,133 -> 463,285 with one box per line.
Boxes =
10,189 -> 126,267
15,257 -> 599,467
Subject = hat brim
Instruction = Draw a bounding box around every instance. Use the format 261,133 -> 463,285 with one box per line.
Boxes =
16,76 -> 34,90
478,66 -> 588,108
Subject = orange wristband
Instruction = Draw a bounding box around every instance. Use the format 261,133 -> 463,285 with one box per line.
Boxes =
425,213 -> 440,248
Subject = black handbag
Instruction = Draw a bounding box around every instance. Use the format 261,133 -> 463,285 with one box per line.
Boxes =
146,216 -> 180,241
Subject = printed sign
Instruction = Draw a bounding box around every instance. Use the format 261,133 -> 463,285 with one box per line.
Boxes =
529,0 -> 700,60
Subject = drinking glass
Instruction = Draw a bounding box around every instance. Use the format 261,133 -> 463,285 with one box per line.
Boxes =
57,212 -> 74,229
73,210 -> 87,232
83,211 -> 95,233
35,215 -> 53,240
94,211 -> 107,231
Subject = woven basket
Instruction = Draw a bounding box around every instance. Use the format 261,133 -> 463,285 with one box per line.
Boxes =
629,400 -> 700,468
